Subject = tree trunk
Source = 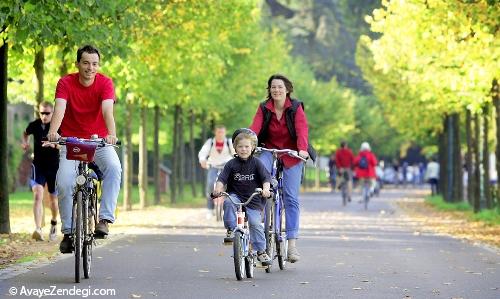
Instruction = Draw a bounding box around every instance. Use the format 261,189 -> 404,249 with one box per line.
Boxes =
200,112 -> 208,196
153,106 -> 160,205
493,78 -> 500,208
59,45 -> 71,76
123,99 -> 133,211
483,103 -> 492,209
465,109 -> 474,205
189,109 -> 197,197
171,105 -> 180,204
34,47 -> 44,105
139,105 -> 148,209
473,113 -> 481,213
0,41 -> 10,233
438,128 -> 446,197
451,113 -> 463,202
178,106 -> 185,200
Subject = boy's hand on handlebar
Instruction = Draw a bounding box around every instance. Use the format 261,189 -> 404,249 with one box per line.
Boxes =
210,191 -> 221,199
262,188 -> 271,199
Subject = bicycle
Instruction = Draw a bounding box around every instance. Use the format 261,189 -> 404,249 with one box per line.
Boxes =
46,136 -> 118,283
256,147 -> 306,272
360,178 -> 372,210
215,189 -> 265,280
337,168 -> 351,206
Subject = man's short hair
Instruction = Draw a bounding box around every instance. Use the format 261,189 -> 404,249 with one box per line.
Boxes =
39,101 -> 53,109
77,45 -> 101,62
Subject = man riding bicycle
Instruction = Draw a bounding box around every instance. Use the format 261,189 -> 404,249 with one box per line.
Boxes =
335,141 -> 354,202
47,45 -> 121,253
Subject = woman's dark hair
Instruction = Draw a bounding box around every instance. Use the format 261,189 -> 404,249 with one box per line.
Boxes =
266,74 -> 293,101
77,45 -> 101,62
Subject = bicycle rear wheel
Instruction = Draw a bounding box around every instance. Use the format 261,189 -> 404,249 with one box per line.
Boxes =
83,194 -> 94,279
215,198 -> 223,222
233,231 -> 245,280
74,191 -> 83,283
264,198 -> 275,273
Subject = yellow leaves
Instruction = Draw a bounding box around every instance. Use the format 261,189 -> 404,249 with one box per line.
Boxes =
182,20 -> 195,32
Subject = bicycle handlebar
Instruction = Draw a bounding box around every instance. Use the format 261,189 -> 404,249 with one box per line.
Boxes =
44,137 -> 121,147
212,188 -> 267,206
255,147 -> 307,162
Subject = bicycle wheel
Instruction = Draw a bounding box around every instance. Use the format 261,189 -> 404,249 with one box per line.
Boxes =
264,198 -> 275,273
363,183 -> 369,210
83,194 -> 93,279
74,191 -> 83,283
245,255 -> 254,278
233,231 -> 245,281
277,204 -> 287,270
341,183 -> 347,206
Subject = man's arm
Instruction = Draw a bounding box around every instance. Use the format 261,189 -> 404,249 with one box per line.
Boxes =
21,131 -> 30,151
47,99 -> 67,141
102,99 -> 117,144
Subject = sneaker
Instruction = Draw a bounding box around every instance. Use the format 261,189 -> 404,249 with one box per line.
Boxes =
49,220 -> 57,241
32,228 -> 44,241
206,210 -> 213,220
287,245 -> 301,263
223,229 -> 234,244
95,220 -> 109,238
257,251 -> 272,266
59,234 -> 73,253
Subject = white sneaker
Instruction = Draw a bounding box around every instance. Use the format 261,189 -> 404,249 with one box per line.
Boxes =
257,251 -> 272,266
32,228 -> 44,241
49,222 -> 57,241
287,245 -> 300,263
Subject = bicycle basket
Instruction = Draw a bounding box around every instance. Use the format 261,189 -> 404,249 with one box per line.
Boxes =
66,140 -> 98,162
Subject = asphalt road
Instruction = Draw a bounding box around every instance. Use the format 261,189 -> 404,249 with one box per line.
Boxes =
1,188 -> 499,299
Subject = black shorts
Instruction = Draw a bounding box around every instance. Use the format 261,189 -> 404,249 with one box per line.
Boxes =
30,164 -> 58,195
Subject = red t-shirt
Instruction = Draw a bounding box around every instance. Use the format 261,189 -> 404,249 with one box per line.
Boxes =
250,97 -> 309,168
335,147 -> 354,169
55,73 -> 115,138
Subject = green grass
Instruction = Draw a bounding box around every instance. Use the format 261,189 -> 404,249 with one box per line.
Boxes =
425,195 -> 500,225
9,184 -> 206,212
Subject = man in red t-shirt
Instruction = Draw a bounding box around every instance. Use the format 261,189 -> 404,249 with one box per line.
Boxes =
335,141 -> 354,201
47,45 -> 121,254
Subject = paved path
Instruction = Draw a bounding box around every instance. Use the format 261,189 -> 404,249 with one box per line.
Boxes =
1,189 -> 499,299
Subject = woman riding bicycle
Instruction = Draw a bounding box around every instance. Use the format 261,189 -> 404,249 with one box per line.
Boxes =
354,142 -> 378,202
212,129 -> 272,265
249,74 -> 310,263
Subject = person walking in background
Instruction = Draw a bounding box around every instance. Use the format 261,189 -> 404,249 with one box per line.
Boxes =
425,156 -> 440,195
250,73 -> 311,263
198,125 -> 235,219
328,152 -> 336,192
354,142 -> 378,201
21,101 -> 59,241
335,141 -> 354,201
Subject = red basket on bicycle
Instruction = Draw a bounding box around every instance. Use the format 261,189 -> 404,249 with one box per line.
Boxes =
66,139 -> 98,162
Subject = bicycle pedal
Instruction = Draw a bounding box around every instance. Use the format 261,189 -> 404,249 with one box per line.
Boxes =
94,233 -> 107,240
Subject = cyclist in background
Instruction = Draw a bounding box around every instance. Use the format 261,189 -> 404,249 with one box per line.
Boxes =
354,142 -> 378,201
22,101 -> 59,241
249,74 -> 310,263
198,125 -> 235,219
335,141 -> 354,202
47,45 -> 121,253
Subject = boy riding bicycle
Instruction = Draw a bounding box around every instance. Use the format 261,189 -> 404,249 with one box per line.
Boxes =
212,128 -> 272,266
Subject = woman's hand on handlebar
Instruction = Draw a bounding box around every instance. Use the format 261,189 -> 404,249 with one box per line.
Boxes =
47,132 -> 60,142
298,150 -> 309,160
105,134 -> 118,145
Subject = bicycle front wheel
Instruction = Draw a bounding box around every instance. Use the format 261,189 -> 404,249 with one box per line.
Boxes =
277,205 -> 287,270
233,231 -> 245,281
83,195 -> 93,279
264,198 -> 275,273
74,191 -> 83,283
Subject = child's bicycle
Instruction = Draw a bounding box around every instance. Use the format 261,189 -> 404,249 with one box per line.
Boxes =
256,147 -> 307,272
46,136 -> 119,283
214,189 -> 265,281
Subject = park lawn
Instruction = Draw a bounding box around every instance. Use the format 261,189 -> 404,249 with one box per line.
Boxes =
426,195 -> 500,226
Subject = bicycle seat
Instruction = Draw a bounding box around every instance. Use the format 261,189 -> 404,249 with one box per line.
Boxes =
88,162 -> 103,181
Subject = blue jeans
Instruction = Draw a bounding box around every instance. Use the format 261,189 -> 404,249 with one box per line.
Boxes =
257,151 -> 303,239
205,167 -> 221,210
223,194 -> 265,252
57,146 -> 122,234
